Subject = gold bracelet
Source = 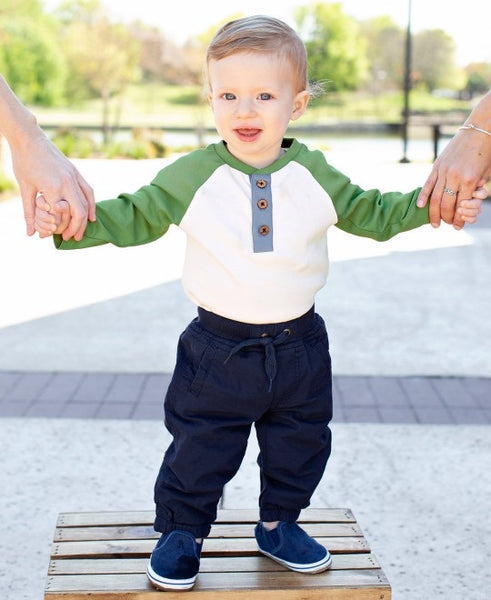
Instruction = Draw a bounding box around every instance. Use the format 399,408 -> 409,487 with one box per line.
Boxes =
459,123 -> 491,137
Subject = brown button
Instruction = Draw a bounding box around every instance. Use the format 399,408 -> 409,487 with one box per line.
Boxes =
257,199 -> 268,209
256,179 -> 267,189
259,225 -> 270,235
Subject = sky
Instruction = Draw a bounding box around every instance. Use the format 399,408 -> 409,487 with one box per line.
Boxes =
42,0 -> 490,67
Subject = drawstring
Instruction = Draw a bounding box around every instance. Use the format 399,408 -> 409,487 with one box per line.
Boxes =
223,328 -> 291,392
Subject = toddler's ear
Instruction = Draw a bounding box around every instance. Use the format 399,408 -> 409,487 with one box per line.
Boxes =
291,90 -> 310,121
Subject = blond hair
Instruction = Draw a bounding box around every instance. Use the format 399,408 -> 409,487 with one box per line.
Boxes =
206,15 -> 309,94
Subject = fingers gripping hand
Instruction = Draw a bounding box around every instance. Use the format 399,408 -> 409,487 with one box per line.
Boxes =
35,194 -> 70,238
14,132 -> 95,241
416,161 -> 460,228
419,172 -> 485,231
456,187 -> 487,225
58,173 -> 95,242
55,199 -> 71,233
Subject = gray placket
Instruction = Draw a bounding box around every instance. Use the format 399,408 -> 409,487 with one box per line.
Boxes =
249,173 -> 273,253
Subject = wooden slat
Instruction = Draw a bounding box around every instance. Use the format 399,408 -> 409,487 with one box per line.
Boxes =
49,558 -> 148,576
54,525 -> 158,542
44,589 -> 389,600
46,570 -> 390,594
56,508 -> 356,528
50,535 -> 369,560
45,508 -> 391,599
54,522 -> 363,542
49,553 -> 381,576
45,588 -> 388,600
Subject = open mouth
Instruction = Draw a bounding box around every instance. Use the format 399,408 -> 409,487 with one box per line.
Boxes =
235,128 -> 261,141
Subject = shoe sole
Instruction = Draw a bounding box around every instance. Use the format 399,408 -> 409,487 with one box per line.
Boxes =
257,546 -> 332,573
146,564 -> 197,591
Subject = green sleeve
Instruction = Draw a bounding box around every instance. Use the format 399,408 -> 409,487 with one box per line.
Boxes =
54,145 -> 223,250
333,183 -> 430,242
297,147 -> 430,241
54,182 -> 182,250
335,186 -> 429,242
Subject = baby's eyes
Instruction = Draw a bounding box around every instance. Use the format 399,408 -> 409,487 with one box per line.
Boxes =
220,92 -> 273,101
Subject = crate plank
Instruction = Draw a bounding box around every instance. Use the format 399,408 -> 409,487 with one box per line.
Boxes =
46,569 -> 390,592
54,522 -> 363,542
45,508 -> 391,600
49,553 -> 382,575
56,508 -> 356,528
57,508 -> 356,527
51,535 -> 369,560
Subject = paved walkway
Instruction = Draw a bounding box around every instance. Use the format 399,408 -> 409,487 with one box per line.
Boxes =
1,370 -> 490,424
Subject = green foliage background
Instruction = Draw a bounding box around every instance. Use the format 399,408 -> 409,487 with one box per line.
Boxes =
0,0 -> 489,165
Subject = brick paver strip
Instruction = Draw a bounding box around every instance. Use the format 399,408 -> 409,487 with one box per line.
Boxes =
0,371 -> 489,424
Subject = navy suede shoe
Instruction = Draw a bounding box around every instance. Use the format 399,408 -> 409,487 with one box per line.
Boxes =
146,531 -> 202,591
255,521 -> 332,573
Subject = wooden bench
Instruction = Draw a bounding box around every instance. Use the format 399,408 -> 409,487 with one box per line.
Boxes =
45,508 -> 391,599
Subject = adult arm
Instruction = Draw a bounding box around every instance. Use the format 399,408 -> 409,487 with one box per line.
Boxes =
0,74 -> 95,240
417,91 -> 491,229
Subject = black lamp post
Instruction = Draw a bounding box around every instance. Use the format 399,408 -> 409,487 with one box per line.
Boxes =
400,0 -> 412,163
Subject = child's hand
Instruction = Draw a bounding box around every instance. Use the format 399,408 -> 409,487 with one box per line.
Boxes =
455,186 -> 487,225
35,194 -> 70,238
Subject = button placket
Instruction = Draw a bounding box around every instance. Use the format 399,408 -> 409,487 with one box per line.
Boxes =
249,174 -> 273,253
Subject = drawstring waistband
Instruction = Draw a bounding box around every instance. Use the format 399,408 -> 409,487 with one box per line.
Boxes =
224,328 -> 291,392
197,306 -> 316,392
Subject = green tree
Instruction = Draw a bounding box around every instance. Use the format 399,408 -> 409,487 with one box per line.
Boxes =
464,63 -> 491,98
358,16 -> 405,91
0,0 -> 45,19
295,2 -> 368,91
0,2 -> 67,105
412,29 -> 461,92
130,22 -> 189,85
56,0 -> 142,142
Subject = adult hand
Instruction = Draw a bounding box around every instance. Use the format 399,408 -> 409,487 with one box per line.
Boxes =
0,74 -> 95,240
417,130 -> 489,230
417,91 -> 491,229
11,130 -> 96,240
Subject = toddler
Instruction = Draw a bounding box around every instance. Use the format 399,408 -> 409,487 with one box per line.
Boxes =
35,15 -> 484,592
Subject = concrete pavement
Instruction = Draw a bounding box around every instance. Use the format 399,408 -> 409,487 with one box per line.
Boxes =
1,419 -> 489,600
1,142 -> 490,600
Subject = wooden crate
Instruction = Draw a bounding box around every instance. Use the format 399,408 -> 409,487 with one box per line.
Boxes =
45,508 -> 391,599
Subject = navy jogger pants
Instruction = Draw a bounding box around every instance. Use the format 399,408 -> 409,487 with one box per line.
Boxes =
154,306 -> 333,538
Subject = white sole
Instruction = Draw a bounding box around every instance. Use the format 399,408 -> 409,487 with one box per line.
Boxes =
146,564 -> 197,591
258,547 -> 332,573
